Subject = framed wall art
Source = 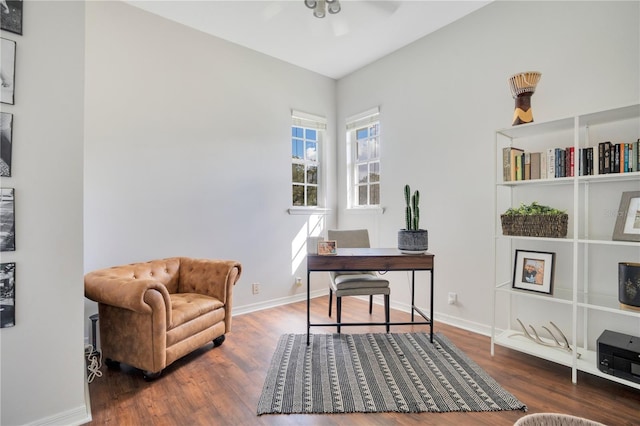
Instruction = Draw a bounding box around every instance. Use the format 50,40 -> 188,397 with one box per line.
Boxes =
0,187 -> 15,251
613,191 -> 640,242
318,240 -> 337,255
512,249 -> 555,295
1,37 -> 16,105
0,0 -> 22,35
0,262 -> 15,328
1,112 -> 12,177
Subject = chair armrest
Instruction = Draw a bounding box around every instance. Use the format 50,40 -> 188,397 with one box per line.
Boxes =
85,273 -> 172,315
178,258 -> 242,302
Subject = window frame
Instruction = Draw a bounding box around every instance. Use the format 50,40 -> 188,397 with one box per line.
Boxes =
346,107 -> 381,209
291,110 -> 326,210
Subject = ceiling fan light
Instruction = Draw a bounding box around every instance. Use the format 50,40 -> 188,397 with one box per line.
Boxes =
325,0 -> 336,3
314,0 -> 326,18
304,0 -> 317,9
328,1 -> 341,14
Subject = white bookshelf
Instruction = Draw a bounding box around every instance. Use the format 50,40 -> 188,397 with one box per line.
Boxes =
491,104 -> 640,390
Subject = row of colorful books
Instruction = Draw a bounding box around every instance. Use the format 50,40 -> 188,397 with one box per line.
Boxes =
502,139 -> 640,182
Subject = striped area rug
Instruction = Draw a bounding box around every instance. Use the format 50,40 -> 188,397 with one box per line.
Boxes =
257,332 -> 526,415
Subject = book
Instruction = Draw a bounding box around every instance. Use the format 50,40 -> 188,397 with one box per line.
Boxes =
566,147 -> 575,177
530,152 -> 541,179
547,148 -> 556,178
524,152 -> 531,180
503,147 -> 524,182
602,141 -> 611,174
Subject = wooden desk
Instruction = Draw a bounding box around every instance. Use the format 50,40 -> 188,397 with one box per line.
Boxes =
306,248 -> 435,345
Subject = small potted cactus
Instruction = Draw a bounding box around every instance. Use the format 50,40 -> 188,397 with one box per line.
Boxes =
398,184 -> 428,254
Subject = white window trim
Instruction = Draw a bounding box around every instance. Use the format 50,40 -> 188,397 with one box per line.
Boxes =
291,109 -> 327,209
288,207 -> 331,215
346,106 -> 381,209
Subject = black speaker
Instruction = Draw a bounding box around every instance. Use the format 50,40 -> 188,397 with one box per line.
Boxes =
619,262 -> 640,310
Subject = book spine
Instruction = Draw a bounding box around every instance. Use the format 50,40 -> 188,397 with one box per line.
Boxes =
547,148 -> 555,178
503,147 -> 511,182
603,141 -> 611,174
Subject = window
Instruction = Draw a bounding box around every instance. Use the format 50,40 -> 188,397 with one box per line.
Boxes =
346,107 -> 381,207
291,110 -> 326,207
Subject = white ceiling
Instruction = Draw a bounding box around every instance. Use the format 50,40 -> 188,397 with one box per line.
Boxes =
125,0 -> 492,79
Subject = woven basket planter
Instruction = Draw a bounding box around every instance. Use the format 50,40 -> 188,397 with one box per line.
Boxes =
500,214 -> 568,238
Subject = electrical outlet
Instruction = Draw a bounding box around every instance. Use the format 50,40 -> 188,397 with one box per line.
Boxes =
448,292 -> 457,305
295,276 -> 303,287
252,283 -> 260,295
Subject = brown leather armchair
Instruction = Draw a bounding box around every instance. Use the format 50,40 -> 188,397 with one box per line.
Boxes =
84,257 -> 241,379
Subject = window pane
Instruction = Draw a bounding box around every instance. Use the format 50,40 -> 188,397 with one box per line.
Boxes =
356,128 -> 368,140
307,165 -> 317,184
292,139 -> 303,159
369,162 -> 380,182
305,128 -> 317,140
358,164 -> 368,183
292,127 -> 303,138
357,139 -> 368,161
292,164 -> 304,183
370,184 -> 380,205
292,185 -> 304,206
306,186 -> 317,206
358,185 -> 367,205
306,141 -> 317,162
370,123 -> 379,137
370,137 -> 379,158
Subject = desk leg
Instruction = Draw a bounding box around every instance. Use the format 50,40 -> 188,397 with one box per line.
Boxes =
430,269 -> 434,343
411,270 -> 415,322
307,270 -> 311,346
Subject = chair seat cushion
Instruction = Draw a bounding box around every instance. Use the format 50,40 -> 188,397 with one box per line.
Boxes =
169,293 -> 223,329
333,274 -> 389,290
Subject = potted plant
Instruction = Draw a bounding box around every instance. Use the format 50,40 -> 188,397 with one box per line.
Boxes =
501,201 -> 568,238
398,184 -> 428,253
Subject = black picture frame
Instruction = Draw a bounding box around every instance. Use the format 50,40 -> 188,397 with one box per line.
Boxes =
512,249 -> 555,295
1,112 -> 12,177
0,261 -> 15,328
0,0 -> 23,35
1,37 -> 16,105
612,191 -> 640,242
0,187 -> 15,251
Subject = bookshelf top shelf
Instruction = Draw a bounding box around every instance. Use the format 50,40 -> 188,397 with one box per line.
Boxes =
496,104 -> 640,140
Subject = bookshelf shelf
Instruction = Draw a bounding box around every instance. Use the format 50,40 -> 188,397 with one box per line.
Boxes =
491,104 -> 640,389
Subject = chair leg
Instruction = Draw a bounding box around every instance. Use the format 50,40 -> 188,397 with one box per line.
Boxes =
385,294 -> 390,333
336,296 -> 342,334
369,295 -> 373,314
328,288 -> 333,317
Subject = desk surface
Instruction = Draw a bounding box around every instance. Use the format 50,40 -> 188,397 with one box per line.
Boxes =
307,248 -> 434,271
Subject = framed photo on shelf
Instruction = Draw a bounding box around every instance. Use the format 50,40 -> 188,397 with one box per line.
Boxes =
0,0 -> 22,35
1,38 -> 16,105
612,191 -> 640,242
0,188 -> 15,251
318,240 -> 337,256
0,262 -> 15,328
512,249 -> 555,295
1,112 -> 13,177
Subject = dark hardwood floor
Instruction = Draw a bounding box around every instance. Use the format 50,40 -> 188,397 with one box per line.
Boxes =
86,297 -> 640,425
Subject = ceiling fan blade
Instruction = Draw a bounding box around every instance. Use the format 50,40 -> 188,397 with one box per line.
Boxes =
365,1 -> 401,15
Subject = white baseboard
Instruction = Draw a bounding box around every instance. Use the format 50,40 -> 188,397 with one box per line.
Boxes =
233,289 -> 327,316
233,293 -> 492,337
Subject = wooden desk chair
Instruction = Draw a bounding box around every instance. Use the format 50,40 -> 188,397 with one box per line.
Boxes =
327,229 -> 390,333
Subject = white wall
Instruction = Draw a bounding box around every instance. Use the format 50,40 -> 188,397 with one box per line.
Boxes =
337,1 -> 639,332
84,1 -> 337,322
0,2 -> 87,425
